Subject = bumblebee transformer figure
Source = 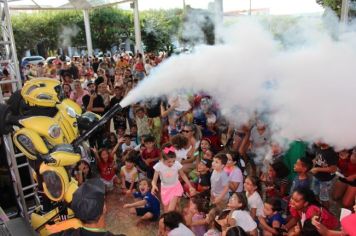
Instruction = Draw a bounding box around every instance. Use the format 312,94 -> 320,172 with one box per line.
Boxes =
0,78 -> 123,235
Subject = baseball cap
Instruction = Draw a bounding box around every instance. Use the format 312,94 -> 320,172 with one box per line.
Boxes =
200,159 -> 212,168
71,178 -> 105,222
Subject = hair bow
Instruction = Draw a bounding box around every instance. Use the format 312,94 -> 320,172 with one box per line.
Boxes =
163,146 -> 175,154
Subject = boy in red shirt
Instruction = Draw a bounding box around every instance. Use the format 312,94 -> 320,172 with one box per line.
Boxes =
141,135 -> 160,179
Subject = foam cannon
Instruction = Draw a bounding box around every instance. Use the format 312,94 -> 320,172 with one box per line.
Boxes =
73,103 -> 123,148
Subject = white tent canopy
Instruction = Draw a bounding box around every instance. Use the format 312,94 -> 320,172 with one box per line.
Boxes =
7,0 -> 142,55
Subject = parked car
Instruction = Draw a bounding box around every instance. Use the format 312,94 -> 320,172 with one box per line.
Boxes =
72,55 -> 81,62
21,56 -> 45,67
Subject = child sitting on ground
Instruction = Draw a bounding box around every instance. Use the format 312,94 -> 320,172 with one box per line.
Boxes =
92,142 -> 120,191
171,133 -> 191,163
259,198 -> 286,236
121,134 -> 137,154
203,149 -> 214,161
123,178 -> 160,222
141,135 -> 160,179
227,192 -> 257,236
290,157 -> 312,194
244,176 -> 264,220
214,209 -> 233,235
120,151 -> 139,195
210,153 -> 230,209
260,161 -> 290,199
198,138 -> 212,160
184,158 -> 212,196
185,195 -> 210,236
72,159 -> 92,186
135,106 -> 151,138
203,208 -> 221,236
196,159 -> 212,195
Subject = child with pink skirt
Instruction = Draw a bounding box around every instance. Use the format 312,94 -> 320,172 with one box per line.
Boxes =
151,143 -> 196,212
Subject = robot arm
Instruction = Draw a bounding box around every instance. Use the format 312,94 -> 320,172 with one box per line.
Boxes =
13,128 -> 49,161
12,116 -> 81,167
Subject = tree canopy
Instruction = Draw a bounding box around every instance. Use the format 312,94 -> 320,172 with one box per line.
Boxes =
141,9 -> 182,53
11,7 -> 183,58
316,0 -> 356,19
316,0 -> 342,17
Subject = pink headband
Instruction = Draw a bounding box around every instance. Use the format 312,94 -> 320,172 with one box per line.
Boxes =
163,146 -> 175,154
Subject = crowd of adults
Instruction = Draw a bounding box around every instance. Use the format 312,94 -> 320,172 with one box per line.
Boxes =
2,51 -> 356,236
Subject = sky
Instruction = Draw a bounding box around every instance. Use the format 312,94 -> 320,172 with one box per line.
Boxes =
120,0 -> 324,15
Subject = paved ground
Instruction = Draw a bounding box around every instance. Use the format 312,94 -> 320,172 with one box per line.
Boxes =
105,190 -> 159,236
103,182 -> 344,236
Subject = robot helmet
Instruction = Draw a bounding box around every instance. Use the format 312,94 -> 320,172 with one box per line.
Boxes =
21,78 -> 64,107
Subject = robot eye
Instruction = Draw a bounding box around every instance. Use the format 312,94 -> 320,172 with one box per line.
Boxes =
37,94 -> 52,100
25,85 -> 38,95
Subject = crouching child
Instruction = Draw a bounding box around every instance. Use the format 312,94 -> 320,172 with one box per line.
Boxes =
123,179 -> 160,221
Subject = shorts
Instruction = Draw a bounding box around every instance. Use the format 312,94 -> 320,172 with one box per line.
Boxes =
135,207 -> 159,221
311,177 -> 332,202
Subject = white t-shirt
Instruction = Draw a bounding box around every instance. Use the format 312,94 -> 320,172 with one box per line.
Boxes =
120,166 -> 138,184
168,223 -> 195,236
175,146 -> 192,163
153,161 -> 182,187
228,167 -> 244,193
246,191 -> 264,217
231,210 -> 257,232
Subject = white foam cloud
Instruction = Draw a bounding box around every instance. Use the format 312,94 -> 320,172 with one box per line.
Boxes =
121,14 -> 356,149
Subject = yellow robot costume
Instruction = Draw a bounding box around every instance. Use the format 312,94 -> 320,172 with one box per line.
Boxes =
0,78 -> 123,235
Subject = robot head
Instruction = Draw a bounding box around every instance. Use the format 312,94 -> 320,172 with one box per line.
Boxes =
21,78 -> 64,107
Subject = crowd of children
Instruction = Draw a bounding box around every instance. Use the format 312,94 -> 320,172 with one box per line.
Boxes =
19,53 -> 356,236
